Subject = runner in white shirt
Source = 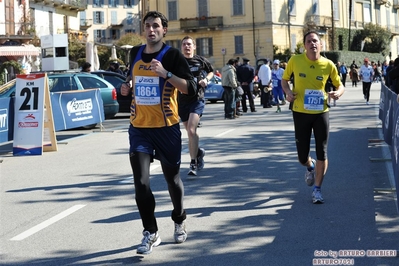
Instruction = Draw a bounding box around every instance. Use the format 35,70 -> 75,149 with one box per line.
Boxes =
359,58 -> 374,105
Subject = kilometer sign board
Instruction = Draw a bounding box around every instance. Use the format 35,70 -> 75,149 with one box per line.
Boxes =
13,73 -> 57,156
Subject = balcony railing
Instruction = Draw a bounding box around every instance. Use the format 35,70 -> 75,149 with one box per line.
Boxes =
46,0 -> 87,11
0,22 -> 35,38
306,15 -> 332,27
180,16 -> 223,31
80,19 -> 93,29
389,26 -> 399,34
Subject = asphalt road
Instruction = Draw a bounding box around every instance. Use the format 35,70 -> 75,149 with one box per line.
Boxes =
1,81 -> 398,266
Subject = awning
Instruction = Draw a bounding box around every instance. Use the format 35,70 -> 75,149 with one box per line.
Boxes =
0,45 -> 40,56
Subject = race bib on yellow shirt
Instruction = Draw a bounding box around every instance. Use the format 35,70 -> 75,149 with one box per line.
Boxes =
304,89 -> 324,111
135,76 -> 160,105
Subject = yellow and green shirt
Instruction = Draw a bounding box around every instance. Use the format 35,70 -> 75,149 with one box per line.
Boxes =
283,53 -> 341,114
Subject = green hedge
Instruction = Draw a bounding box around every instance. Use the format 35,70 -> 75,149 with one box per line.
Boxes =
323,50 -> 387,66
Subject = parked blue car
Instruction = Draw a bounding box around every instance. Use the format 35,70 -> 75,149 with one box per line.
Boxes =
204,76 -> 224,103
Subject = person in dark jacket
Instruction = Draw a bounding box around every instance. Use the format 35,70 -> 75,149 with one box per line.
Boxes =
388,58 -> 399,94
236,57 -> 256,112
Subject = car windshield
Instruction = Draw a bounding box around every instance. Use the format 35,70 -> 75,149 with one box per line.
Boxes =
78,76 -> 108,89
48,77 -> 78,92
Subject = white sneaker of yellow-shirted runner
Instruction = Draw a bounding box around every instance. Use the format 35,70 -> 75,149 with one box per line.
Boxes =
312,189 -> 324,204
174,221 -> 187,243
197,148 -> 205,170
305,159 -> 316,186
188,163 -> 197,176
136,231 -> 161,254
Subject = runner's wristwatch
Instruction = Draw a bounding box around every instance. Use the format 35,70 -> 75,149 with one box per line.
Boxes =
165,71 -> 172,80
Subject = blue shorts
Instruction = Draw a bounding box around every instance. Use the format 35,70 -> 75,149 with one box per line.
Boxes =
178,99 -> 205,122
128,124 -> 181,167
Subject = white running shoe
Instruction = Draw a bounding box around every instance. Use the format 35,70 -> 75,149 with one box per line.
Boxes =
174,221 -> 187,243
137,231 -> 161,254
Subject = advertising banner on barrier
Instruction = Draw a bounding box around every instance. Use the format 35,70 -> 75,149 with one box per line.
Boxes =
383,88 -> 394,146
379,84 -> 385,121
0,97 -> 13,143
50,89 -> 104,131
391,99 -> 399,209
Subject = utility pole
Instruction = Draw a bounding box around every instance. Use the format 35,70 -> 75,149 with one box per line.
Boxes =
348,0 -> 352,50
330,0 -> 335,50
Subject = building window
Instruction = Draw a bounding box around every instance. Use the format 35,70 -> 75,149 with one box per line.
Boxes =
363,3 -> 371,23
232,0 -> 243,16
124,0 -> 134,8
94,29 -> 106,43
312,0 -> 318,15
333,0 -> 339,20
93,11 -> 105,24
93,0 -> 104,7
109,0 -> 118,8
111,11 -> 118,25
166,39 -> 181,49
125,29 -> 136,34
198,0 -> 208,17
127,12 -> 133,25
375,4 -> 381,25
234,36 -> 243,54
288,0 -> 296,16
196,38 -> 213,57
110,29 -> 120,40
290,34 -> 296,53
168,1 -> 177,21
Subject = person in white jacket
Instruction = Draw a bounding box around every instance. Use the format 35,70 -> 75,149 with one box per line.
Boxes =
359,58 -> 374,105
258,59 -> 272,108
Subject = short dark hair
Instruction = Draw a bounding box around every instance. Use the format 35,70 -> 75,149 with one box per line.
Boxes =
181,35 -> 194,43
227,58 -> 238,65
82,62 -> 91,71
303,30 -> 321,44
143,11 -> 168,28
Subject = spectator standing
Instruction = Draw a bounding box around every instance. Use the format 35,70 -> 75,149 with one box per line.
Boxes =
359,58 -> 374,105
339,62 -> 348,87
108,61 -> 124,75
81,62 -> 91,72
221,58 -> 239,119
120,11 -> 196,255
281,31 -> 345,204
271,59 -> 286,113
179,35 -> 213,176
385,59 -> 395,88
258,59 -> 272,108
350,60 -> 358,70
388,58 -> 399,94
237,57 -> 256,113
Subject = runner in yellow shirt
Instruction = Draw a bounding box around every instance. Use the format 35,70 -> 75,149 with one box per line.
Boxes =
282,31 -> 345,204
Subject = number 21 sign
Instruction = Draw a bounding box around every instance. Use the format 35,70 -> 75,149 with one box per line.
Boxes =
13,73 -> 57,156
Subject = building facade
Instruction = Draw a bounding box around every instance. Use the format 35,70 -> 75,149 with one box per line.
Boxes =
141,0 -> 399,69
78,0 -> 142,44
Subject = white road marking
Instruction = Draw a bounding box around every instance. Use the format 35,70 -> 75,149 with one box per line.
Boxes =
215,129 -> 235,137
10,204 -> 86,241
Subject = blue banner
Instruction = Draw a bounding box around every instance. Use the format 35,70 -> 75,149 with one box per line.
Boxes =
50,89 -> 104,131
0,97 -> 13,143
391,99 -> 399,202
379,84 -> 385,121
383,88 -> 394,146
